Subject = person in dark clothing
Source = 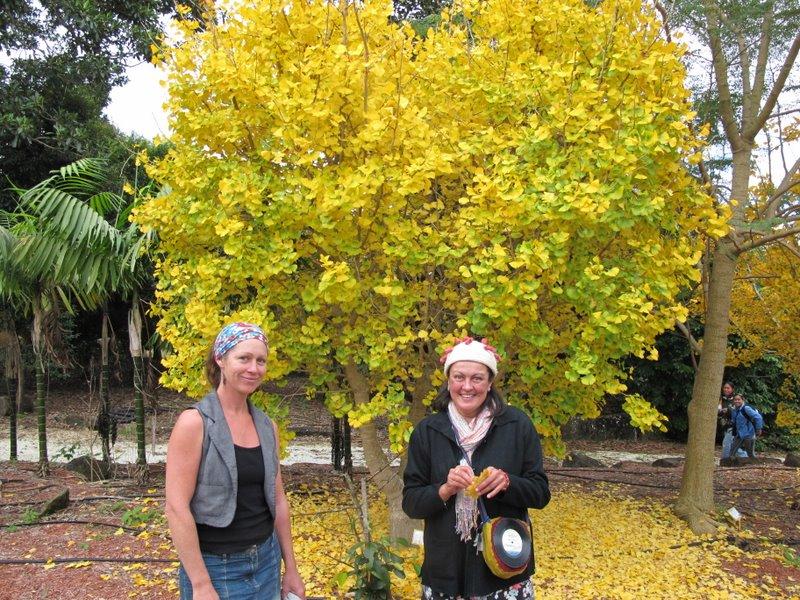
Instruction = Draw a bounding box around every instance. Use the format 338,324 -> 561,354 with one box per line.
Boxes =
402,337 -> 551,599
719,381 -> 737,459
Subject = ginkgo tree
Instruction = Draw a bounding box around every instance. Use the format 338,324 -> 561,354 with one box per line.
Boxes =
136,0 -> 722,535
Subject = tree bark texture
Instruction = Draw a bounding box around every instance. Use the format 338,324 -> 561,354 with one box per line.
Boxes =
98,312 -> 112,464
676,143 -> 752,534
675,243 -> 737,534
129,300 -> 147,467
35,358 -> 48,476
17,364 -> 30,413
33,303 -> 48,476
2,331 -> 19,459
8,374 -> 17,460
343,361 -> 416,540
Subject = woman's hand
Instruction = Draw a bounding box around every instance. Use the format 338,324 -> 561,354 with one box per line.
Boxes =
281,566 -> 305,599
439,464 -> 474,501
190,580 -> 220,600
476,467 -> 510,499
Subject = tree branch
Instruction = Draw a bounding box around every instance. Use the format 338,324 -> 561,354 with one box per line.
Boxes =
767,108 -> 800,120
652,1 -> 672,42
744,2 -> 774,131
747,32 -> 800,139
676,319 -> 702,357
702,1 -> 743,150
734,224 -> 800,255
734,31 -> 752,106
775,239 -> 800,260
763,154 -> 800,219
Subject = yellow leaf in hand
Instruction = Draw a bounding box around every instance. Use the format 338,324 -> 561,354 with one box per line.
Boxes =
466,468 -> 491,499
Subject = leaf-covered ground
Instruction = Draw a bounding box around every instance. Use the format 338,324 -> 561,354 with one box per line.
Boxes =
0,459 -> 797,599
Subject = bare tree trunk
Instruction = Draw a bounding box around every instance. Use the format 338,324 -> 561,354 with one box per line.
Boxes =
129,297 -> 147,471
1,322 -> 21,460
98,310 -> 112,464
675,243 -> 737,534
17,361 -> 30,413
32,301 -> 48,476
4,343 -> 18,460
676,142 -> 752,534
343,361 -> 412,539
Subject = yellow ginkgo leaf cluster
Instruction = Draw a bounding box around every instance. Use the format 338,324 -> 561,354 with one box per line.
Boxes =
285,485 -> 797,599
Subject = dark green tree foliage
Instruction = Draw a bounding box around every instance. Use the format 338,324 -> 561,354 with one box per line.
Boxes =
0,0 -> 173,209
393,0 -> 451,20
625,321 -> 796,448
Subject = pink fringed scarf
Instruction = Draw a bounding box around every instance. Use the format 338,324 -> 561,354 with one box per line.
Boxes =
448,402 -> 493,542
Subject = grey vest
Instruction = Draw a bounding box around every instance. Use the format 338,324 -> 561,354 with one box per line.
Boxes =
189,391 -> 278,528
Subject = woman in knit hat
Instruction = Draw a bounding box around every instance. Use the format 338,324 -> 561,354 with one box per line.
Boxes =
165,322 -> 305,600
402,337 -> 550,599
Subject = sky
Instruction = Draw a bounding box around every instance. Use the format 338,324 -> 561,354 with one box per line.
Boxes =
104,61 -> 170,140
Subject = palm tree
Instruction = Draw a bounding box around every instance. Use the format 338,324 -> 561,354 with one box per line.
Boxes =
0,219 -> 85,475
0,307 -> 23,460
2,158 -> 151,475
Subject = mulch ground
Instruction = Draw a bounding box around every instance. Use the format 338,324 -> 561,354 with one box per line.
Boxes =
1,389 -> 798,598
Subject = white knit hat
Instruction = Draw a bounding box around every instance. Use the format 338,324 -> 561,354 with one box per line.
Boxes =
441,338 -> 500,376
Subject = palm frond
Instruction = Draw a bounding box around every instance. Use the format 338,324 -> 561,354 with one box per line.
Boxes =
0,227 -> 32,308
13,235 -> 124,295
6,157 -> 152,310
89,191 -> 124,215
57,157 -> 107,182
18,186 -> 123,254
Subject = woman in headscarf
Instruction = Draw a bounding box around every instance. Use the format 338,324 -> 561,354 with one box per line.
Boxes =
165,322 -> 305,600
403,337 -> 550,599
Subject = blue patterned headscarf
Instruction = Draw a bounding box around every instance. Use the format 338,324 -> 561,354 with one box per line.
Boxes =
213,322 -> 268,360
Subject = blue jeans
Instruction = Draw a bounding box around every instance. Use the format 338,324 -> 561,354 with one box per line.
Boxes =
729,435 -> 756,458
179,533 -> 280,599
722,429 -> 749,459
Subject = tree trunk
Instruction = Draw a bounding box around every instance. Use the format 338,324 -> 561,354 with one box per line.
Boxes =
1,326 -> 19,459
675,147 -> 751,534
35,357 -> 47,475
17,362 -> 31,413
343,361 -> 413,540
32,302 -> 48,476
129,298 -> 147,469
98,310 -> 112,464
8,373 -> 17,461
674,244 -> 737,533
331,416 -> 353,474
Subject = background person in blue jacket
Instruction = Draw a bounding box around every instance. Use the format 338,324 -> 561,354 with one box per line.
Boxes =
728,394 -> 764,459
718,382 -> 748,459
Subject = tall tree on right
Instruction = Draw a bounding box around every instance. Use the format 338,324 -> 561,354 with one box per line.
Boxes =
661,0 -> 800,534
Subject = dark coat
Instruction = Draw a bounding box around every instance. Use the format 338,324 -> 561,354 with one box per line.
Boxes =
402,406 -> 550,597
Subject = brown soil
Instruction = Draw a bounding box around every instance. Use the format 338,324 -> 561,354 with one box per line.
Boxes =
1,389 -> 798,598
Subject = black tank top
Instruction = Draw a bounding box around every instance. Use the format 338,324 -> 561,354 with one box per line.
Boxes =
196,445 -> 274,554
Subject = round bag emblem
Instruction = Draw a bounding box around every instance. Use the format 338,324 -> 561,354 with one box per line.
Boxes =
501,528 -> 523,557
